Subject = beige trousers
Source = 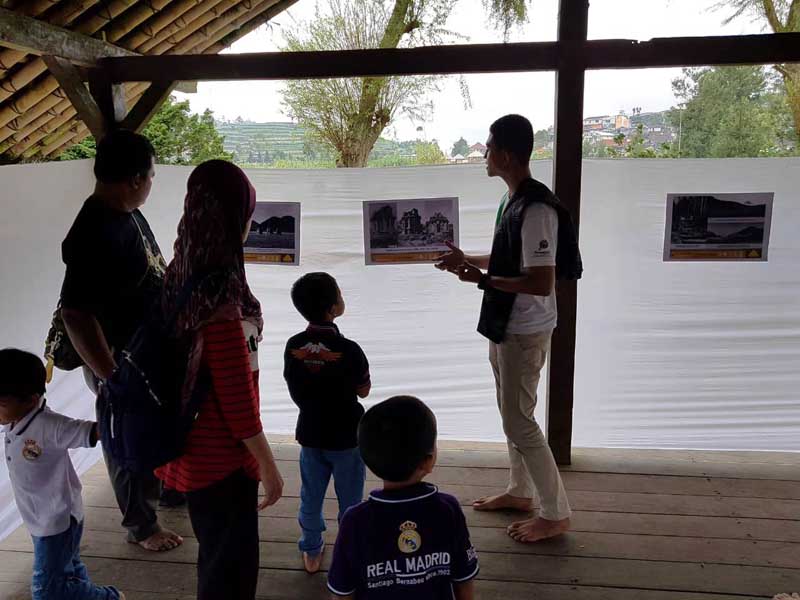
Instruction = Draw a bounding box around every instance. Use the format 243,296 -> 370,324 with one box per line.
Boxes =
489,331 -> 572,521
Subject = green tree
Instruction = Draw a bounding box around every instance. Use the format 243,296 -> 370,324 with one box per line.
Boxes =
669,66 -> 792,157
143,97 -> 232,165
60,96 -> 232,164
415,140 -> 447,164
533,128 -> 551,150
451,137 -> 470,157
59,137 -> 96,161
280,0 -> 529,167
715,0 -> 800,142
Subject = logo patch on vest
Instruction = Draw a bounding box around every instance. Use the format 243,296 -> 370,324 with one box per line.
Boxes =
22,439 -> 42,461
398,520 -> 422,554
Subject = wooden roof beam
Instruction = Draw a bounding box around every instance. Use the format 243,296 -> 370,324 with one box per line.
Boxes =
119,80 -> 175,132
0,7 -> 135,66
97,33 -> 800,83
42,55 -> 107,139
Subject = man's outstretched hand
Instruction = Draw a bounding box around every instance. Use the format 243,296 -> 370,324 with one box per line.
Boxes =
457,262 -> 483,284
434,241 -> 465,273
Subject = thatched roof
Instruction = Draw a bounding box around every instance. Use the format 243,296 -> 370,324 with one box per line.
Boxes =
0,0 -> 297,161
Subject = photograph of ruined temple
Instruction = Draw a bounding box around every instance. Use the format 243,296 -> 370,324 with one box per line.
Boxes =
367,198 -> 457,250
244,202 -> 301,264
364,197 -> 459,265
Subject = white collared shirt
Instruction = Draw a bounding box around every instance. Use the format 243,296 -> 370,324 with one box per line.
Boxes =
2,400 -> 95,537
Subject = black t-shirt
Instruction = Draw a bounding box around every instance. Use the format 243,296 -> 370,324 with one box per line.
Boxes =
60,196 -> 166,352
283,323 -> 370,450
327,483 -> 480,599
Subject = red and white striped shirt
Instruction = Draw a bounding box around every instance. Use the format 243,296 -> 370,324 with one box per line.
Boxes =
155,320 -> 262,492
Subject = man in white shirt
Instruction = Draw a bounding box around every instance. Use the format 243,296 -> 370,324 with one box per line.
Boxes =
0,348 -> 124,599
436,114 -> 571,543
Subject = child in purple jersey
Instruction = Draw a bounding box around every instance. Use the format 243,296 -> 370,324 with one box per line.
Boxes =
328,396 -> 478,600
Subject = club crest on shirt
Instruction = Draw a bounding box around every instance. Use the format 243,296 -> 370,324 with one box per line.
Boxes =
22,439 -> 42,461
290,342 -> 343,373
398,520 -> 422,554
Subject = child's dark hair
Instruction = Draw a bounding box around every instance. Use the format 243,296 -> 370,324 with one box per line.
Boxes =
0,349 -> 46,400
358,396 -> 437,482
489,114 -> 534,165
291,272 -> 339,323
94,129 -> 155,184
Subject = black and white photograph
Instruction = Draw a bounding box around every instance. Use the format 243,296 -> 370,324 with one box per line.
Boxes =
244,201 -> 301,265
663,192 -> 774,261
363,197 -> 459,265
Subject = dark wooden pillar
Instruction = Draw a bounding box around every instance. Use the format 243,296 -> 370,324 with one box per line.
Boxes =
88,69 -> 126,138
547,0 -> 589,465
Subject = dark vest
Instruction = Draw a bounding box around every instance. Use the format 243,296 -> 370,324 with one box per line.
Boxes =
477,178 -> 559,344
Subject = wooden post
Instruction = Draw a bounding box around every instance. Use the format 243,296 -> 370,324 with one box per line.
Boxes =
547,0 -> 590,465
88,69 -> 126,137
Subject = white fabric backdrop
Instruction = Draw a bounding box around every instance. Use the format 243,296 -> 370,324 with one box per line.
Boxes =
1,158 -> 798,540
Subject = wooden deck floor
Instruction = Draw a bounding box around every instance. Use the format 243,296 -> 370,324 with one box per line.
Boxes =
1,441 -> 799,599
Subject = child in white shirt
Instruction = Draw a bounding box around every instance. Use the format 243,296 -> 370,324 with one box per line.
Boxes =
0,348 -> 124,600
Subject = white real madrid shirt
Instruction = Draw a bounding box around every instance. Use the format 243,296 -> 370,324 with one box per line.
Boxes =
2,399 -> 96,537
505,201 -> 559,335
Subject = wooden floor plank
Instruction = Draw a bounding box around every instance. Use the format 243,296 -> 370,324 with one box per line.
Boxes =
1,539 -> 796,598
267,442 -> 800,480
78,480 -> 800,520
9,510 -> 791,570
0,555 -> 771,600
81,463 -> 800,500
75,504 -> 800,544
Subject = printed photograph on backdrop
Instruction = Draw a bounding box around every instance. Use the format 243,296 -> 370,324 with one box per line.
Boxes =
363,197 -> 459,265
663,192 -> 774,262
244,201 -> 301,265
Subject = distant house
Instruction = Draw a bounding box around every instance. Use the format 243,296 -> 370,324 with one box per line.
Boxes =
583,116 -> 608,131
449,153 -> 467,164
584,113 -> 630,132
467,150 -> 485,163
469,142 -> 487,155
615,113 -> 631,130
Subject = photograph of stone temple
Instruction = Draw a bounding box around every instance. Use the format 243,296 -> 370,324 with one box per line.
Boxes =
369,204 -> 399,247
367,198 -> 457,249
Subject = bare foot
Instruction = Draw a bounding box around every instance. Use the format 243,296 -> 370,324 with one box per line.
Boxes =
507,517 -> 570,543
118,593 -> 126,600
130,529 -> 184,552
303,544 -> 325,574
472,493 -> 533,512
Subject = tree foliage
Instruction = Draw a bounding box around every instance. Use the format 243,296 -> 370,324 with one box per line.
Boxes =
714,0 -> 800,142
142,96 -> 232,165
280,0 -> 529,167
415,140 -> 447,164
450,137 -> 470,157
668,66 -> 794,158
59,96 -> 232,165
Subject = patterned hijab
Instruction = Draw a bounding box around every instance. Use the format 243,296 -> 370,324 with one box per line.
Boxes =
162,160 -> 262,336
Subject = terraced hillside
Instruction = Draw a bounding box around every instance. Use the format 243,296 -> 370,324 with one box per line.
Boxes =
217,120 -> 417,166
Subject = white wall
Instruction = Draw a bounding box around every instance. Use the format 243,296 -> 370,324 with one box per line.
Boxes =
1,158 -> 799,540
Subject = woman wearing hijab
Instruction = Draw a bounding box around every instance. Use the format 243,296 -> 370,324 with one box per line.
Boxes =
155,160 -> 284,600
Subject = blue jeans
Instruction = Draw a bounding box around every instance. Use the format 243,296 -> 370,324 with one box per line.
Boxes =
298,447 -> 365,556
31,517 -> 120,600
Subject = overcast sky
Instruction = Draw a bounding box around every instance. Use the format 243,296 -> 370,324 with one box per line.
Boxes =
174,0 -> 763,150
